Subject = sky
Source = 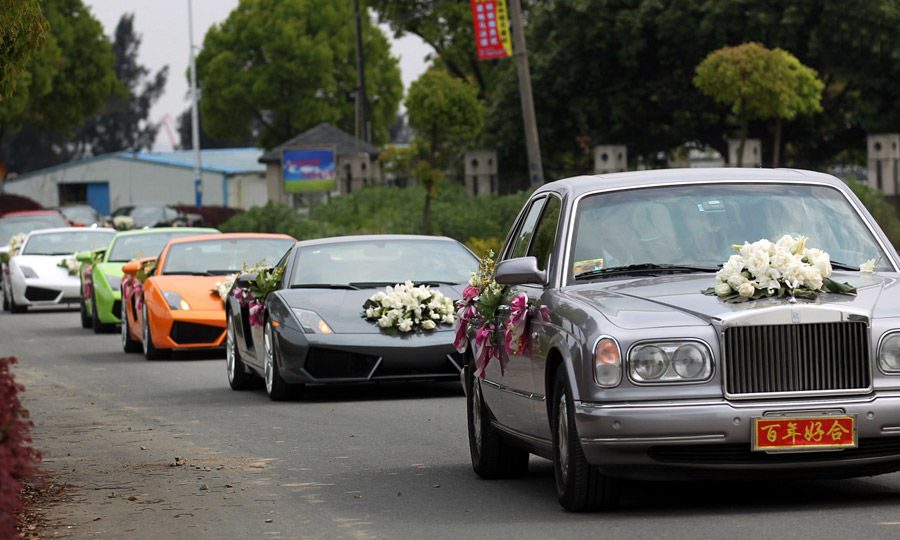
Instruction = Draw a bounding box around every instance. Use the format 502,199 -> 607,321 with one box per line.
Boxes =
82,0 -> 433,151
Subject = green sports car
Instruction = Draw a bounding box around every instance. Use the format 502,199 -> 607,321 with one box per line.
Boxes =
77,227 -> 220,332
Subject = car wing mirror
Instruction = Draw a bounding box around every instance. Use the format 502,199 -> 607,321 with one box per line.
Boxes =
122,256 -> 156,277
235,272 -> 258,288
495,256 -> 547,286
75,250 -> 94,263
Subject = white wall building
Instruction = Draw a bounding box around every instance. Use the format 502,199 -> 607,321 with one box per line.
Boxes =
1,148 -> 266,215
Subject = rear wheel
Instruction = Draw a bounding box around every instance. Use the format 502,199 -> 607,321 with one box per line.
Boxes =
121,297 -> 141,353
552,364 -> 618,512
226,312 -> 253,390
142,302 -> 168,360
466,352 -> 529,478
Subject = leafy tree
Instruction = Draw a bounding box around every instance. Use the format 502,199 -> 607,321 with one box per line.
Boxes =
694,43 -> 823,166
0,0 -> 120,173
176,108 -> 257,150
195,0 -> 402,149
405,69 -> 483,234
69,13 -> 168,159
0,0 -> 48,102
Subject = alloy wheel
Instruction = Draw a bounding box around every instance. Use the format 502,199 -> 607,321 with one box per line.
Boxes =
472,377 -> 483,449
557,392 -> 570,485
226,316 -> 237,383
264,323 -> 274,394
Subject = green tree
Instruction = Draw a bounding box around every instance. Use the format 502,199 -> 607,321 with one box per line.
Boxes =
0,0 -> 120,173
694,43 -> 823,166
69,13 -> 168,158
405,69 -> 483,234
196,0 -> 402,149
0,0 -> 48,102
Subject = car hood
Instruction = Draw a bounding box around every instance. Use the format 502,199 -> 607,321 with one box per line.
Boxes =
12,254 -> 72,279
149,275 -> 225,311
278,284 -> 466,334
561,272 -> 900,330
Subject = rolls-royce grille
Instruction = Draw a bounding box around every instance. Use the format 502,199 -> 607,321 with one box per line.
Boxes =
724,322 -> 870,397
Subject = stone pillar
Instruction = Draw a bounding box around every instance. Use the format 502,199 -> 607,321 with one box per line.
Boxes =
867,134 -> 900,195
593,145 -> 627,174
464,150 -> 498,197
727,139 -> 762,167
337,153 -> 374,195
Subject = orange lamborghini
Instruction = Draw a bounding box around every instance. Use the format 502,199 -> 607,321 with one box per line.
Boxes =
121,233 -> 295,359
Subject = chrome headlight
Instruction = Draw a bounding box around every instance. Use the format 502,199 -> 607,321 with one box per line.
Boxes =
19,265 -> 38,278
291,308 -> 333,334
593,337 -> 621,387
629,341 -> 712,383
161,290 -> 190,310
879,333 -> 900,373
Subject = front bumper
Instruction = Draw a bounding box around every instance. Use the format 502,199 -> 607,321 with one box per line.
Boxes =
11,274 -> 80,306
277,326 -> 463,384
153,308 -> 225,350
575,392 -> 900,480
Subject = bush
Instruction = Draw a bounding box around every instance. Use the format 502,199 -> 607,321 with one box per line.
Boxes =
219,201 -> 337,240
0,356 -> 41,538
0,195 -> 42,216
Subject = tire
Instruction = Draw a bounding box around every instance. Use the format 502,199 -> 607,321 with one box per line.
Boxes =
263,320 -> 295,401
2,279 -> 9,312
121,297 -> 141,353
465,353 -> 529,478
8,283 -> 26,314
91,290 -> 114,333
79,295 -> 91,328
142,302 -> 168,360
226,311 -> 253,390
551,364 -> 618,512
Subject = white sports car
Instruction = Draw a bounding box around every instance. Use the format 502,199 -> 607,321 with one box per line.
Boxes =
3,227 -> 115,313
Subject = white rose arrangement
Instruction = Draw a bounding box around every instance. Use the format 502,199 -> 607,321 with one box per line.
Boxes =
112,215 -> 134,231
363,281 -> 456,334
57,253 -> 81,276
8,233 -> 26,255
212,273 -> 239,302
703,235 -> 856,302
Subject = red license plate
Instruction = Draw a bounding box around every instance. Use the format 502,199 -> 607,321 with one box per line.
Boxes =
752,416 -> 856,452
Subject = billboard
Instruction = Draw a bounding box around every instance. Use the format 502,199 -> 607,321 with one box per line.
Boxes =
470,0 -> 512,61
282,148 -> 336,192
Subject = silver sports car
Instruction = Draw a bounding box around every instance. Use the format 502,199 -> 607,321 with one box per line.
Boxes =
225,234 -> 479,400
461,168 -> 900,511
4,227 -> 116,312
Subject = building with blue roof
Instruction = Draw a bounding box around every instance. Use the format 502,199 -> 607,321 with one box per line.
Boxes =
0,148 -> 267,215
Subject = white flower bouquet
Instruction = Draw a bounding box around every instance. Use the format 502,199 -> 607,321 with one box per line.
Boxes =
112,215 -> 134,231
703,235 -> 856,302
363,280 -> 456,334
57,253 -> 81,276
212,273 -> 239,302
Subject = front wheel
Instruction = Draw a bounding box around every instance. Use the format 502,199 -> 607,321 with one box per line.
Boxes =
551,364 -> 618,512
92,290 -> 114,333
263,320 -> 296,401
226,312 -> 253,390
8,283 -> 25,313
142,302 -> 168,360
466,352 -> 529,478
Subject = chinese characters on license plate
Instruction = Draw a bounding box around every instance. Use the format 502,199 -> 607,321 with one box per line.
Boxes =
752,416 -> 856,452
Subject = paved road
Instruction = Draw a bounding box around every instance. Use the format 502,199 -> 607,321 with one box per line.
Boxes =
7,308 -> 900,539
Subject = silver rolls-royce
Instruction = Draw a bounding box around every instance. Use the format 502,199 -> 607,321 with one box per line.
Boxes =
462,168 -> 900,511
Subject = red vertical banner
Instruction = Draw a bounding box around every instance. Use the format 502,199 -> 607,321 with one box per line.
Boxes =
471,0 -> 512,60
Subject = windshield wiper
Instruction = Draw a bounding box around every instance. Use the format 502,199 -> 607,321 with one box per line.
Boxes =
348,281 -> 398,289
413,280 -> 461,286
163,271 -> 211,276
575,263 -> 719,280
291,283 -> 360,290
829,260 -> 860,271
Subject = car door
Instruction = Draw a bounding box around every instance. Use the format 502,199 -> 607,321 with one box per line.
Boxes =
481,196 -> 549,434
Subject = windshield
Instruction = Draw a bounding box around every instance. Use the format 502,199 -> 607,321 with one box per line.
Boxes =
570,183 -> 891,280
0,215 -> 69,244
58,206 -> 100,224
108,231 -> 219,262
21,230 -> 115,256
162,237 -> 294,275
290,239 -> 478,287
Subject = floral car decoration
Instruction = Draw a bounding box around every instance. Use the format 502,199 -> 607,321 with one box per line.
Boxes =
362,281 -> 456,334
454,251 -> 548,378
212,273 -> 239,303
112,215 -> 134,231
57,253 -> 80,276
1,233 -> 26,264
233,265 -> 284,328
80,251 -> 104,301
121,258 -> 157,312
703,235 -> 856,302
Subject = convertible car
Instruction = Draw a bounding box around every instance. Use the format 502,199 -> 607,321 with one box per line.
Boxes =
3,227 -> 115,312
121,233 -> 295,359
76,227 -> 219,332
225,234 -> 479,400
460,168 -> 900,511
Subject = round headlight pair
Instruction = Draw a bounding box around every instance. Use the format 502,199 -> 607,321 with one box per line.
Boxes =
630,342 -> 711,382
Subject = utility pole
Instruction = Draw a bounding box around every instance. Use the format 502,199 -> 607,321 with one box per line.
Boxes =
188,0 -> 203,208
508,0 -> 543,185
353,0 -> 370,147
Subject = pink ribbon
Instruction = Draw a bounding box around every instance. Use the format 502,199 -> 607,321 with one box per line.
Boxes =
453,285 -> 480,353
504,293 -> 529,356
474,322 -> 498,379
248,299 -> 264,328
82,266 -> 93,301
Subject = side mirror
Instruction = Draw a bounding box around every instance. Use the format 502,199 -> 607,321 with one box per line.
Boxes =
122,256 -> 156,277
494,256 -> 547,286
75,250 -> 94,263
235,272 -> 257,288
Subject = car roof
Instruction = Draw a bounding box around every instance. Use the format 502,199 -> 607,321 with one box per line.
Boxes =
26,227 -> 115,236
293,234 -> 461,249
1,210 -> 65,218
535,168 -> 844,199
164,232 -> 295,246
111,227 -> 220,239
